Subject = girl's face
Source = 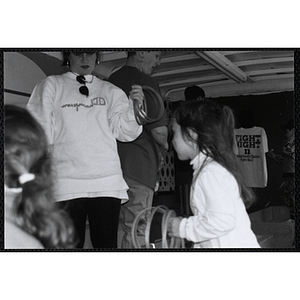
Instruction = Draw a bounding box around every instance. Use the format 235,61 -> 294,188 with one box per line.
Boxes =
69,52 -> 97,75
171,121 -> 198,161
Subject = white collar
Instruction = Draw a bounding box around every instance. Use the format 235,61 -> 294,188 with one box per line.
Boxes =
190,152 -> 209,170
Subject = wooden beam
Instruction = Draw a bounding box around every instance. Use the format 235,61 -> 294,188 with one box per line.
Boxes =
152,64 -> 214,78
159,74 -> 229,88
195,51 -> 251,83
164,78 -> 294,100
235,56 -> 294,67
248,67 -> 294,76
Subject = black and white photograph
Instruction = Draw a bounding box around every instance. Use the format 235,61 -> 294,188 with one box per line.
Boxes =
0,2 -> 299,299
2,49 -> 296,251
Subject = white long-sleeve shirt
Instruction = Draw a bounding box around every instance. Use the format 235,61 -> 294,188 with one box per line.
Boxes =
27,72 -> 142,202
179,152 -> 260,248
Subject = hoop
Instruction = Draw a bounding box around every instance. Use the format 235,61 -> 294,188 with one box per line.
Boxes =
131,205 -> 185,249
133,86 -> 165,125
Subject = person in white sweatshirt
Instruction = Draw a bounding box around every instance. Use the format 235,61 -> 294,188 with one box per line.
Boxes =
27,51 -> 143,249
168,100 -> 260,248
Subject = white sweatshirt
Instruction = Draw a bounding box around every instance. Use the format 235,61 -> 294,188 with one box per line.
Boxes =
27,72 -> 142,202
179,152 -> 260,248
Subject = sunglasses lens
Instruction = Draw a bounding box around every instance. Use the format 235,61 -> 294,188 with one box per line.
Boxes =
76,75 -> 85,84
79,86 -> 89,97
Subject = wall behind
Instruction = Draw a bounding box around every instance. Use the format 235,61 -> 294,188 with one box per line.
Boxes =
4,52 -> 47,107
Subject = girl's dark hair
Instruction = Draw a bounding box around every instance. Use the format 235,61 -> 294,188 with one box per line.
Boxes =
4,105 -> 76,248
62,51 -> 100,66
173,100 -> 256,208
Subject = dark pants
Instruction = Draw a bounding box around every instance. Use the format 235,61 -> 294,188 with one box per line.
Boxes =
60,197 -> 121,249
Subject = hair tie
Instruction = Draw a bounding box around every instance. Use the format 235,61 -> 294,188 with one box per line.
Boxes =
19,173 -> 35,185
4,185 -> 23,194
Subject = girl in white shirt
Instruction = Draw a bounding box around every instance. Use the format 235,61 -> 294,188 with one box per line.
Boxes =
168,100 -> 260,248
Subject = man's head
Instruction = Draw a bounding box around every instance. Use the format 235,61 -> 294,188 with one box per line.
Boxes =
281,119 -> 294,139
184,85 -> 205,101
127,51 -> 161,75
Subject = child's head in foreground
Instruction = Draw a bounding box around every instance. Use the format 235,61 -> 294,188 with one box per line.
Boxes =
5,105 -> 76,248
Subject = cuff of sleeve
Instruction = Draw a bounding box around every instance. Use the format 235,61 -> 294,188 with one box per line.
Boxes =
128,97 -> 134,109
179,218 -> 187,239
126,97 -> 138,121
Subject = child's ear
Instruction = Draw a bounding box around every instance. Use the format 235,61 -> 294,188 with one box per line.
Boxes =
186,128 -> 199,153
187,128 -> 198,142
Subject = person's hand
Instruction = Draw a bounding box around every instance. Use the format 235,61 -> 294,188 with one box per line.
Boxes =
268,149 -> 283,163
167,217 -> 183,237
274,154 -> 284,163
129,85 -> 144,107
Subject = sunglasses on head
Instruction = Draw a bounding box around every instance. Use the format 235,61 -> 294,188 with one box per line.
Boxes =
76,75 -> 89,97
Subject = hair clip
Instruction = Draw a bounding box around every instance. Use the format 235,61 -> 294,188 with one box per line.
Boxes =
19,173 -> 35,185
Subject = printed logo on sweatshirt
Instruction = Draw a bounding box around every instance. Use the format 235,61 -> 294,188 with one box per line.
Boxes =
61,97 -> 106,111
